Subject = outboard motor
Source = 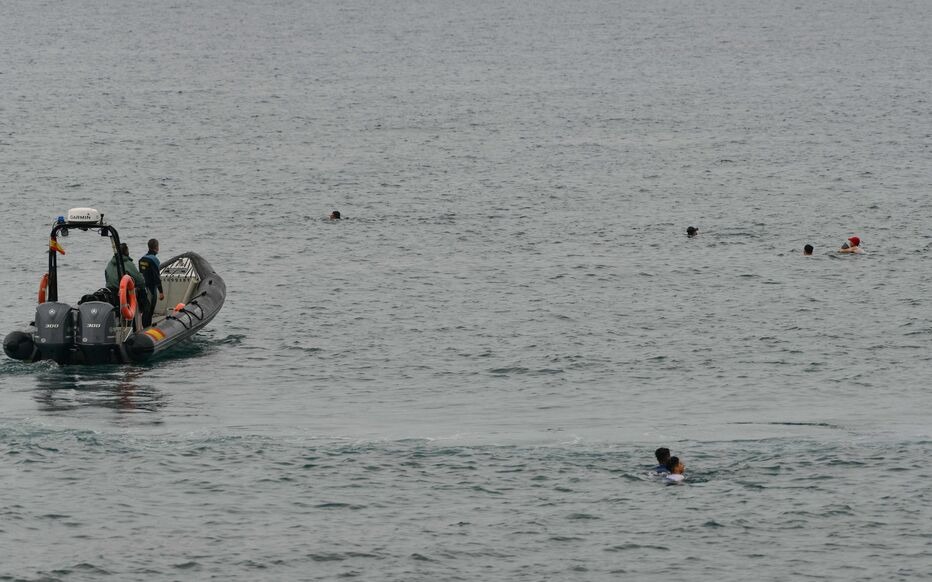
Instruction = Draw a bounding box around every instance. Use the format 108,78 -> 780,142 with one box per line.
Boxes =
34,302 -> 76,364
77,302 -> 119,364
3,330 -> 37,361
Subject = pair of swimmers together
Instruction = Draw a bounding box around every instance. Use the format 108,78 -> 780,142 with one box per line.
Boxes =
653,447 -> 686,484
803,236 -> 865,255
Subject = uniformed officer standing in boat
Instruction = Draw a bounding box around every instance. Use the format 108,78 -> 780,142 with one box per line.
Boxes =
139,238 -> 165,328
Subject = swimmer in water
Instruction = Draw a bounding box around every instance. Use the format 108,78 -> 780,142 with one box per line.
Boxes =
664,456 -> 685,483
803,244 -> 813,256
653,447 -> 671,474
329,210 -> 341,220
838,236 -> 864,254
686,226 -> 699,237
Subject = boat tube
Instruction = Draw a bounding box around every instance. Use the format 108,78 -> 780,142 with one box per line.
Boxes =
3,208 -> 225,365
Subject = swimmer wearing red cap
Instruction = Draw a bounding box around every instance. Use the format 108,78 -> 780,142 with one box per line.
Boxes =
839,236 -> 865,254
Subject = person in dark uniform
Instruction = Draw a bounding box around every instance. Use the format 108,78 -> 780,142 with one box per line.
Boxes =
105,243 -> 147,330
138,238 -> 164,327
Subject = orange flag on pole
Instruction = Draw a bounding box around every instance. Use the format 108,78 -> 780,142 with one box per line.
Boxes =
49,237 -> 65,255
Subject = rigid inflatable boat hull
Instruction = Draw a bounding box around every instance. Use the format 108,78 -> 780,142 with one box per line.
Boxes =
3,251 -> 224,365
123,252 -> 225,362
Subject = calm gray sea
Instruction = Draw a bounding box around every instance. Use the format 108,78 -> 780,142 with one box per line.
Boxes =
2,0 -> 931,580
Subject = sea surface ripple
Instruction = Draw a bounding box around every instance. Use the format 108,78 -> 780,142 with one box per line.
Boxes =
2,0 -> 931,580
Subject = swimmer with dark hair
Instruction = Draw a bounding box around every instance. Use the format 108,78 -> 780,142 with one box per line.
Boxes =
653,447 -> 671,474
329,210 -> 341,220
664,456 -> 685,483
686,226 -> 699,237
803,244 -> 813,255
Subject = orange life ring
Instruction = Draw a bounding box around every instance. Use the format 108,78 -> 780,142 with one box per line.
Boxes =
38,273 -> 49,304
119,275 -> 137,320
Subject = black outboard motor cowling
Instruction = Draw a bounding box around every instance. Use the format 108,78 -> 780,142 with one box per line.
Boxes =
3,331 -> 37,361
77,302 -> 119,364
34,302 -> 76,363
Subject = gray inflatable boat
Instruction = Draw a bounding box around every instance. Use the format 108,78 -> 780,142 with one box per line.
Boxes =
3,208 -> 225,365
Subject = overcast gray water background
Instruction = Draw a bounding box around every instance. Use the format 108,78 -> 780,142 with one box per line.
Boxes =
2,0 -> 932,580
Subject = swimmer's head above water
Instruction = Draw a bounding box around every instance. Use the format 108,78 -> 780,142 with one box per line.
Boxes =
839,236 -> 865,254
665,456 -> 685,475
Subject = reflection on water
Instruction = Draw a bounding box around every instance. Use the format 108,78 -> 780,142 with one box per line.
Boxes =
33,366 -> 167,413
21,334 -> 221,416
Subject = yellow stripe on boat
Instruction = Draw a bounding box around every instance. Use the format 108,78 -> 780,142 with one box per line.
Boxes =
145,328 -> 166,341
